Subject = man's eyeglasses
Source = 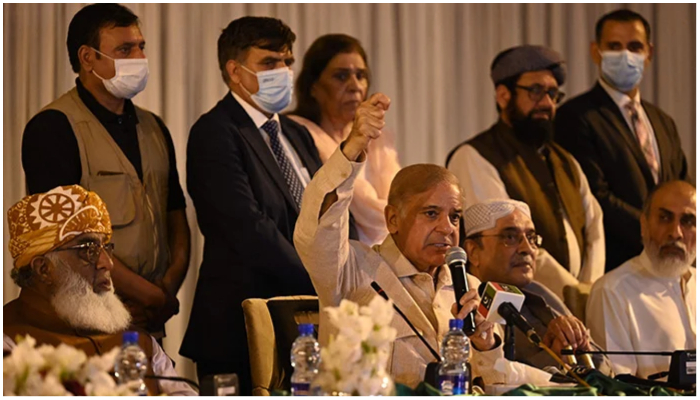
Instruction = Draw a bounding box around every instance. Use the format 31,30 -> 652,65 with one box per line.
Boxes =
468,231 -> 543,248
515,84 -> 565,104
54,242 -> 115,264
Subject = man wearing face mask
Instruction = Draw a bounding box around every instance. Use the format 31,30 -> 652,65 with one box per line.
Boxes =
182,17 -> 348,395
20,4 -> 190,340
555,9 -> 691,272
447,45 -> 605,300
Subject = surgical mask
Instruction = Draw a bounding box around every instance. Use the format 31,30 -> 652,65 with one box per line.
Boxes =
239,65 -> 293,114
599,50 -> 646,92
92,48 -> 149,99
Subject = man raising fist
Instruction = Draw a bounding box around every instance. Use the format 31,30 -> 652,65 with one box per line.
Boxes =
294,93 -> 507,389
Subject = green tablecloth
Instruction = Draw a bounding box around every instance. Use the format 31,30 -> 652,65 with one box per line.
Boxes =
274,371 -> 694,396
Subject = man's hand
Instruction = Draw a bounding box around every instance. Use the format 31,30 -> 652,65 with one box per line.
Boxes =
450,288 -> 496,351
342,93 -> 391,161
542,315 -> 591,356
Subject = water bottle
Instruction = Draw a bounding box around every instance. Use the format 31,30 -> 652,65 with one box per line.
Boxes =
114,331 -> 148,396
438,319 -> 471,395
290,323 -> 320,396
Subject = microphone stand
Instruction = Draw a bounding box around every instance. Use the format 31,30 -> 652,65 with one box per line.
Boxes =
504,321 -> 516,361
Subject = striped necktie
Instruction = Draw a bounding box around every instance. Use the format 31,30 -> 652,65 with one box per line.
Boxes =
261,119 -> 304,207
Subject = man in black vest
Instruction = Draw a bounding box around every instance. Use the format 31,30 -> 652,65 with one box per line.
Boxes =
555,10 -> 691,272
447,45 -> 605,299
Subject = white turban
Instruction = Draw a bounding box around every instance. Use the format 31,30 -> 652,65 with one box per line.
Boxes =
463,199 -> 531,237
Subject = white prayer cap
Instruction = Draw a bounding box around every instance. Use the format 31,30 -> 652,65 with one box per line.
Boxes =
463,199 -> 531,237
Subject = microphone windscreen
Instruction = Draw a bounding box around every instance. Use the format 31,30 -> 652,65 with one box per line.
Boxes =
478,282 -> 487,296
446,246 -> 467,265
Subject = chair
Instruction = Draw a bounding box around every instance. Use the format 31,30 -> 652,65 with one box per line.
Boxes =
563,282 -> 592,322
242,295 -> 319,396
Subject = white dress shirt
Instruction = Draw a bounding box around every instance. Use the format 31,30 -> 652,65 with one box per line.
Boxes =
231,91 -> 311,186
598,78 -> 661,182
3,335 -> 197,396
447,143 -> 606,298
587,251 -> 696,379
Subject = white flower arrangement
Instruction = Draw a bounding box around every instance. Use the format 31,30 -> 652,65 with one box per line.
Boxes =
3,335 -> 136,396
313,296 -> 398,396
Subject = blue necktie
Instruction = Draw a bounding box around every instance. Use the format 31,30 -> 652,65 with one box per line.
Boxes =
261,119 -> 304,208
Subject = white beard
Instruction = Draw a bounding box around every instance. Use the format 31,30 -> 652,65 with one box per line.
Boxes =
644,242 -> 695,279
47,254 -> 132,334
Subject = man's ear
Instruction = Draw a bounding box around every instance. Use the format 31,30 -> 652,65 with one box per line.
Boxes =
226,60 -> 241,85
590,41 -> 602,66
495,84 -> 511,112
30,255 -> 52,284
640,212 -> 648,242
385,204 -> 399,234
78,45 -> 96,73
464,238 -> 481,278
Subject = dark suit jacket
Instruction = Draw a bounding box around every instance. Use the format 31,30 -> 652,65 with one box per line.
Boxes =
555,83 -> 691,271
180,93 -> 338,373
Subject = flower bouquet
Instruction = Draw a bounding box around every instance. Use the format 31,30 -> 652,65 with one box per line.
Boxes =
3,335 -> 136,396
312,296 -> 398,396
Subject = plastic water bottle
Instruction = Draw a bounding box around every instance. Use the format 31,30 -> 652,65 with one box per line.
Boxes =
290,323 -> 320,396
114,331 -> 148,396
438,319 -> 471,395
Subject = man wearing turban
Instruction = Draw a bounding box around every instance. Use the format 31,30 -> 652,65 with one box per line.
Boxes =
446,45 -> 605,299
4,185 -> 195,396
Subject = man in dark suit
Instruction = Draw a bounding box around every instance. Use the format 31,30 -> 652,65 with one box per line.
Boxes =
555,9 -> 691,272
181,17 -> 349,395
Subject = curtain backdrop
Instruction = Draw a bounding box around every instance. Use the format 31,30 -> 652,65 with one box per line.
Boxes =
4,3 -> 695,381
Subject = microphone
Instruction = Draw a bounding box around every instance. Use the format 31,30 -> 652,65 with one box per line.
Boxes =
371,282 -> 440,361
371,281 -> 443,389
477,282 -> 541,345
445,247 -> 476,335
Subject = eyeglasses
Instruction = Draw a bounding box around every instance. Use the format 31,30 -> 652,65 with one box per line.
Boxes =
53,242 -> 115,264
515,84 -> 565,104
468,231 -> 543,248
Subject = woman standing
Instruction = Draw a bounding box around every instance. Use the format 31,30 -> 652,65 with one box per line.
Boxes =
289,34 -> 401,246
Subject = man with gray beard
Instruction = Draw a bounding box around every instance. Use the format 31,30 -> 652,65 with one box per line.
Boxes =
462,199 -> 610,373
3,185 -> 195,396
588,181 -> 696,379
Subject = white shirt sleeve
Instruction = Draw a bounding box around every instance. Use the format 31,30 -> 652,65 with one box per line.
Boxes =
150,337 -> 198,396
447,144 -> 509,209
572,157 -> 606,284
587,281 -> 637,376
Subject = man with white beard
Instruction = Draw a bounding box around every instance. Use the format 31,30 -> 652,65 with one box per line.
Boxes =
587,180 -> 696,379
3,185 -> 196,396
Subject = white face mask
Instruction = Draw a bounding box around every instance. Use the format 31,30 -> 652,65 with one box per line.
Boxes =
239,65 -> 294,114
92,48 -> 149,99
599,50 -> 646,92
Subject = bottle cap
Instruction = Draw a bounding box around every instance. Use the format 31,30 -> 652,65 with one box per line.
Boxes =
122,331 -> 139,344
449,319 -> 464,330
298,323 -> 314,336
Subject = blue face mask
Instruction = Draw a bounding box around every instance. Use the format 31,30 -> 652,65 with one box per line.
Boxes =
240,65 -> 294,114
600,50 -> 646,92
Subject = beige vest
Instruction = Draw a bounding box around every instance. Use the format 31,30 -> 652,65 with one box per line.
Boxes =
43,88 -> 169,282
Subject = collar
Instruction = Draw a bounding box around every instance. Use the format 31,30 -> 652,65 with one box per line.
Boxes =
231,90 -> 280,129
598,77 -> 641,108
75,78 -> 138,125
377,235 -> 452,286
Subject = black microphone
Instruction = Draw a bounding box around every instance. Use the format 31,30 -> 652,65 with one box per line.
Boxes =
371,281 -> 441,361
445,247 -> 477,335
477,282 -> 542,346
